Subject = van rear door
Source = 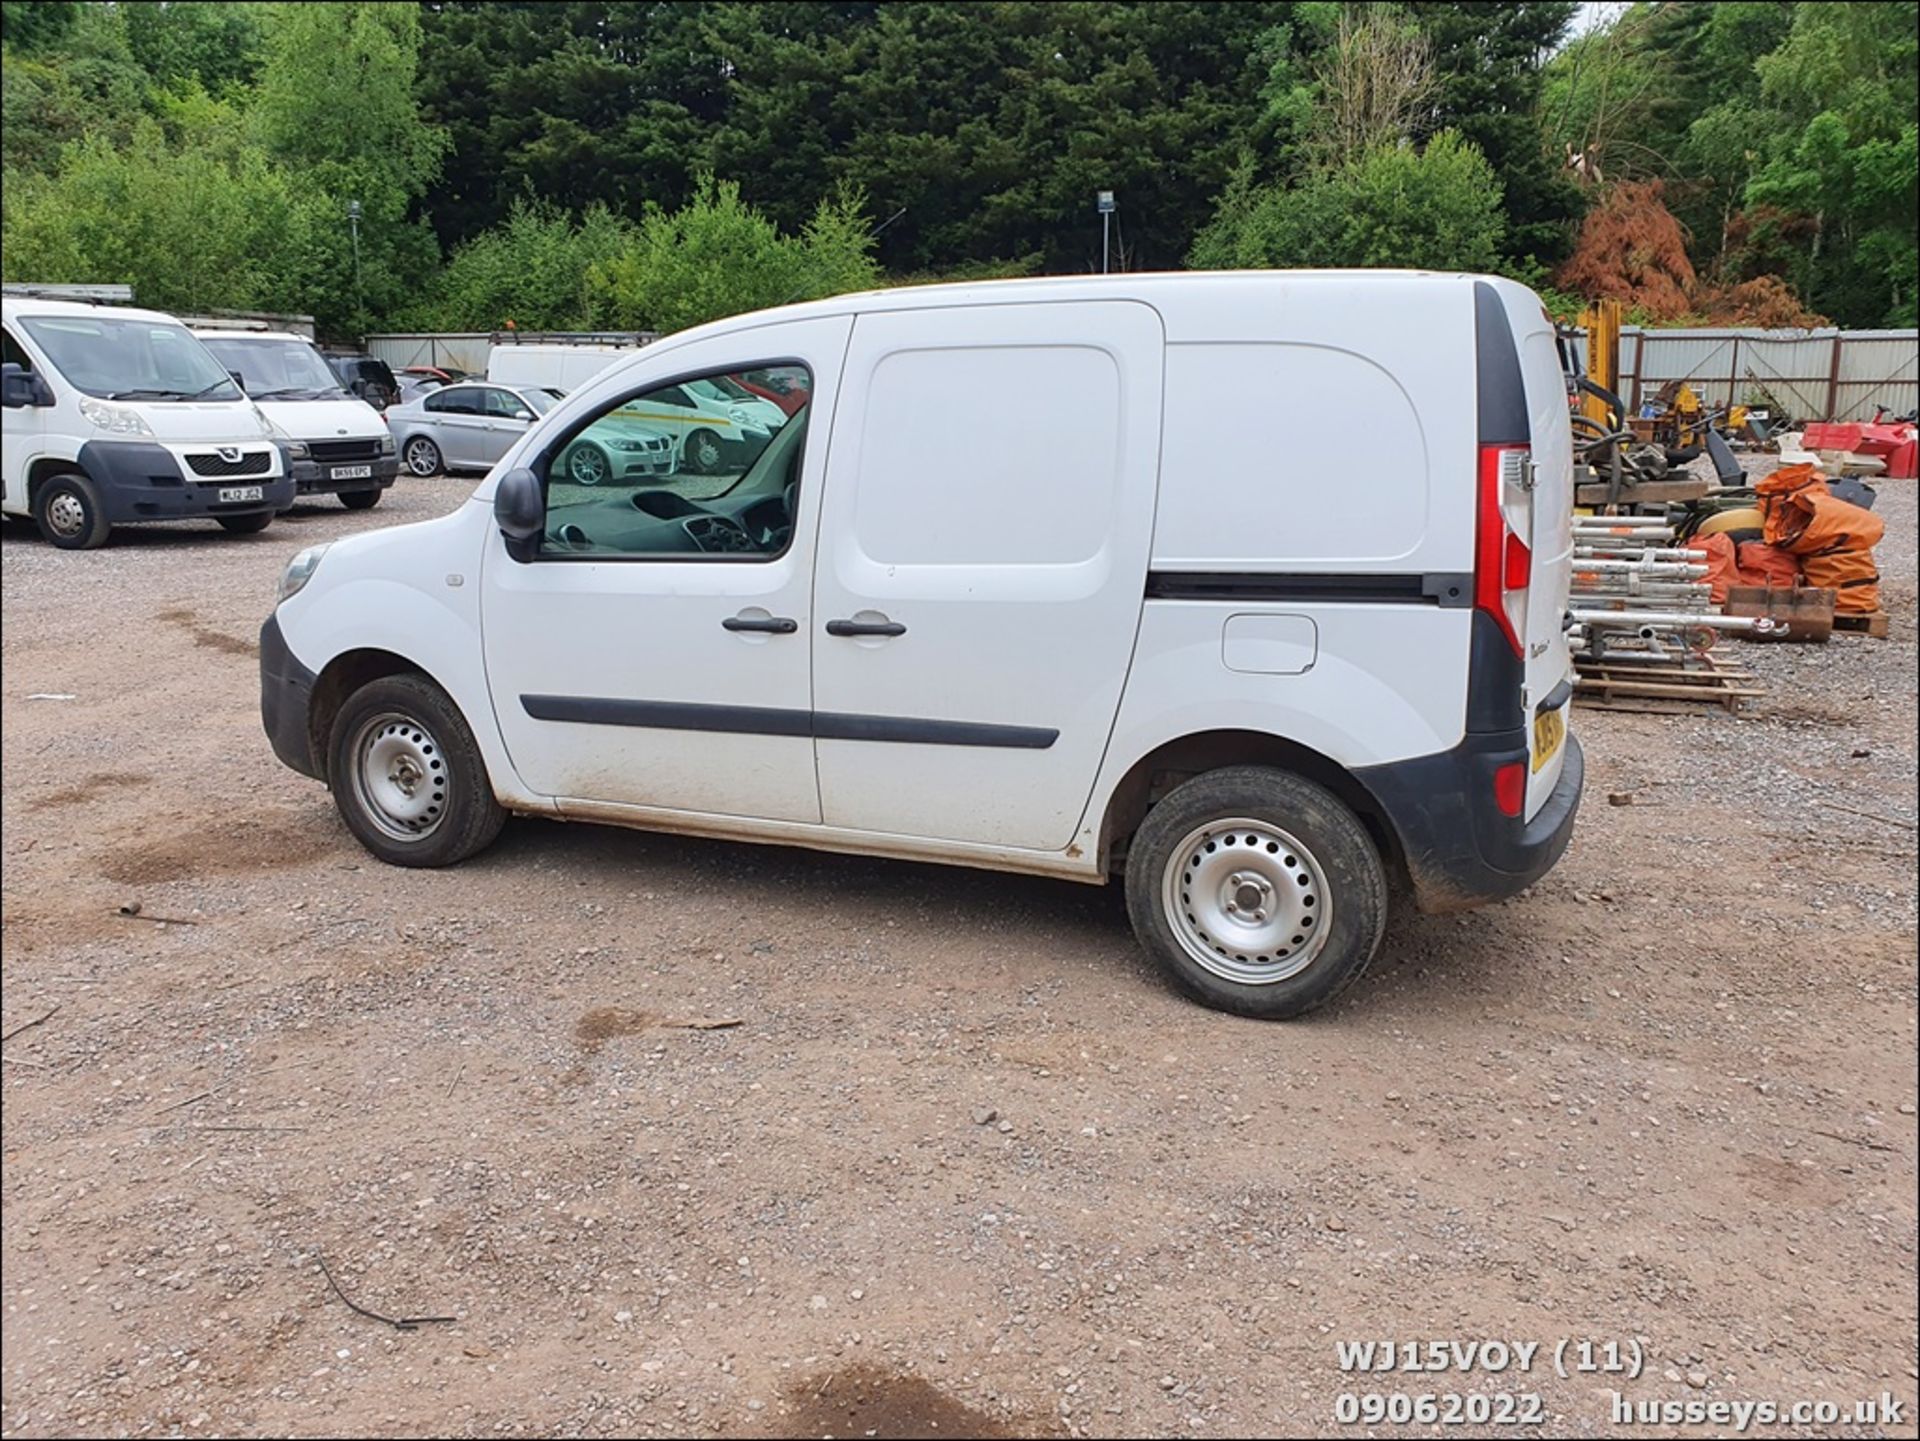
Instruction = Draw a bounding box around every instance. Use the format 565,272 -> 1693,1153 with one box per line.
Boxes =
1489,282 -> 1576,818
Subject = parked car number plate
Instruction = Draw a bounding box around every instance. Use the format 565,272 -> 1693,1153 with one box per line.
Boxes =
330,464 -> 373,480
218,485 -> 264,503
1531,706 -> 1566,773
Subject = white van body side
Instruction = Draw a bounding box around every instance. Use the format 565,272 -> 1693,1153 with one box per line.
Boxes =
486,343 -> 632,395
262,271 -> 1584,1015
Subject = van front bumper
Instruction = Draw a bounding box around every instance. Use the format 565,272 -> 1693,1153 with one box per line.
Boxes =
1357,729 -> 1584,914
287,451 -> 400,495
260,614 -> 321,780
79,441 -> 293,522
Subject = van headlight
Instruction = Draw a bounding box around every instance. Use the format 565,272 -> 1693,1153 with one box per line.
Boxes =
77,398 -> 155,437
728,406 -> 750,425
378,432 -> 396,455
285,440 -> 311,461
277,543 -> 331,605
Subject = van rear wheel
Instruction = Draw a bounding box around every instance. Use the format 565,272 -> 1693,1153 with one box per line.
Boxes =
216,511 -> 274,534
328,674 -> 505,868
1124,766 -> 1387,1019
339,488 -> 382,510
34,473 -> 111,550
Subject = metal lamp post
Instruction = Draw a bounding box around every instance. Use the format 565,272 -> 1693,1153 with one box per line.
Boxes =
1097,190 -> 1116,274
347,199 -> 364,325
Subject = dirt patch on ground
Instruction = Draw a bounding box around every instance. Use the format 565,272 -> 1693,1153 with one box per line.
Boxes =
93,811 -> 339,885
27,771 -> 151,812
158,605 -> 257,656
574,1006 -> 656,1053
769,1366 -> 1032,1439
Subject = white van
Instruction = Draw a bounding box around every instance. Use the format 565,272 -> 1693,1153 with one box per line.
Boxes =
486,343 -> 632,396
2,297 -> 292,548
194,330 -> 397,511
261,272 -> 1582,1019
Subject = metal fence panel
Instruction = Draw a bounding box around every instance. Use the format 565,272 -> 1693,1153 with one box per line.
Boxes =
366,333 -> 495,375
1609,326 -> 1917,422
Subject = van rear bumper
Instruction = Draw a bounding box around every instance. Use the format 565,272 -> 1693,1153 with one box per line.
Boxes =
1357,729 -> 1584,914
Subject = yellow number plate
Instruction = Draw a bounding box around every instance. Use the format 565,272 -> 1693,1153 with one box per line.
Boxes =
1532,707 -> 1566,773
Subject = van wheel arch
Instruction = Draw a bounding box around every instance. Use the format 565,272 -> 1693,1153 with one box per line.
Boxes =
307,649 -> 437,783
26,456 -> 92,512
1097,729 -> 1402,883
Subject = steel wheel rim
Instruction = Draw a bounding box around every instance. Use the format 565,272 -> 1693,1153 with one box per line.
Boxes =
405,439 -> 438,476
46,491 -> 87,538
691,433 -> 720,470
350,711 -> 449,842
1161,817 -> 1333,985
569,446 -> 607,485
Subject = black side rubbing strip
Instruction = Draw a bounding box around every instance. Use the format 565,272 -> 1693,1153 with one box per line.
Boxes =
1147,571 -> 1473,608
813,712 -> 1056,749
521,696 -> 812,737
520,695 -> 1056,749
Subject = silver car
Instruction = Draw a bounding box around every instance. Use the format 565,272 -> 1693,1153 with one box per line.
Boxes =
387,382 -> 563,476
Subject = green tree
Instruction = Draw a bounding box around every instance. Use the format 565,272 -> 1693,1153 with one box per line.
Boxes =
122,1 -> 269,94
583,177 -> 880,333
1190,129 -> 1506,272
1411,1 -> 1580,266
252,0 -> 447,333
1,2 -> 147,175
1,90 -> 322,314
410,200 -> 637,331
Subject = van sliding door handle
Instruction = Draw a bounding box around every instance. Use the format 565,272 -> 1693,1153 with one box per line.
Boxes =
722,614 -> 798,634
826,618 -> 906,638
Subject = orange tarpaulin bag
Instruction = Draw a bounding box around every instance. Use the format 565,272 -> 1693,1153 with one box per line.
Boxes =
1800,549 -> 1882,614
1736,541 -> 1801,588
1694,532 -> 1741,605
1756,463 -> 1827,549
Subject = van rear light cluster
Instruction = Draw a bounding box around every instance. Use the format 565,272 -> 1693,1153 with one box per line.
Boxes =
1493,762 -> 1527,817
1475,442 -> 1534,658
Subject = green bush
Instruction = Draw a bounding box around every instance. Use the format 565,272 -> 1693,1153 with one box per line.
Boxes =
1191,130 -> 1506,274
584,177 -> 881,334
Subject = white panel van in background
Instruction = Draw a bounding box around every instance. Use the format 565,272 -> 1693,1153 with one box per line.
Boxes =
195,329 -> 398,512
486,343 -> 633,396
2,297 -> 292,548
259,272 -> 1582,1019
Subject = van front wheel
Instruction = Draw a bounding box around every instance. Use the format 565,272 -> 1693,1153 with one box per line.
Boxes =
34,473 -> 111,549
1124,766 -> 1387,1019
328,674 -> 505,868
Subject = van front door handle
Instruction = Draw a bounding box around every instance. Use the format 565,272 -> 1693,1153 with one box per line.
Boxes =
722,614 -> 798,635
826,618 -> 907,638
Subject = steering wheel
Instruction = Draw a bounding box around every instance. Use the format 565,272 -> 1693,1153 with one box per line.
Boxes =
683,514 -> 757,553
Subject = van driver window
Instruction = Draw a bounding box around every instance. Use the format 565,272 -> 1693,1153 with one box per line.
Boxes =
539,366 -> 808,560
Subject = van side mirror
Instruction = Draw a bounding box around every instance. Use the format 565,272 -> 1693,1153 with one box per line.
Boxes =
493,466 -> 545,562
1,363 -> 52,409
228,370 -> 247,392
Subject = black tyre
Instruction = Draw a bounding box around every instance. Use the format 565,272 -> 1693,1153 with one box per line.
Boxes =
565,441 -> 612,486
403,436 -> 442,477
684,428 -> 724,474
1123,766 -> 1388,1019
328,673 -> 506,868
33,473 -> 111,550
216,511 -> 274,534
339,488 -> 383,511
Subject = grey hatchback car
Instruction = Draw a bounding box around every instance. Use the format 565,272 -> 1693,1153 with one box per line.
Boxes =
386,382 -> 563,476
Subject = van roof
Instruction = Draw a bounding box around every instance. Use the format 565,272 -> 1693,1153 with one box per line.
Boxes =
192,328 -> 314,344
644,268 -> 1537,346
1,295 -> 190,326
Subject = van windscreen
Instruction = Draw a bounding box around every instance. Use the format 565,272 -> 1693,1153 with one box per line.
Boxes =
203,337 -> 345,400
20,315 -> 242,402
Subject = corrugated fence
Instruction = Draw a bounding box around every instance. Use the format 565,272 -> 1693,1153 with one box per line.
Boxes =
1590,327 -> 1918,423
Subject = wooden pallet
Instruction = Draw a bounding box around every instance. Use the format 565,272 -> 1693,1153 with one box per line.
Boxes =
1573,650 -> 1765,714
1832,610 -> 1891,638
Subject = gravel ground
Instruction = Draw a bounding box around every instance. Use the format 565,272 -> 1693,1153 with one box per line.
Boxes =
2,472 -> 1915,1439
